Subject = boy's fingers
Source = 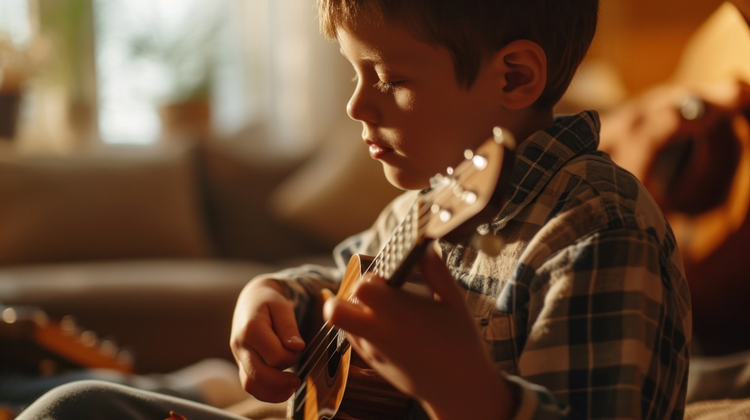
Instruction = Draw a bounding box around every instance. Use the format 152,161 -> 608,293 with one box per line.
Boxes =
245,308 -> 302,369
323,296 -> 376,338
237,348 -> 300,403
351,278 -> 406,309
267,299 -> 306,351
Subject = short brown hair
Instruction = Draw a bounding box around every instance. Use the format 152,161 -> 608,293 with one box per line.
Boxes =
318,0 -> 599,109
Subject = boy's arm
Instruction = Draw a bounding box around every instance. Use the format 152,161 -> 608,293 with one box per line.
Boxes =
230,190 -> 418,402
502,227 -> 691,419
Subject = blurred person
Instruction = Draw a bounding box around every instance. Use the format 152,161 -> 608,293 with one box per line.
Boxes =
599,1 -> 750,357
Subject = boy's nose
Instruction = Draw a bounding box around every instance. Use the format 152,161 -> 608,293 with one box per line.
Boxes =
346,86 -> 380,124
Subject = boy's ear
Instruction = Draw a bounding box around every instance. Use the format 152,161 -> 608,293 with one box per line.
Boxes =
490,40 -> 547,110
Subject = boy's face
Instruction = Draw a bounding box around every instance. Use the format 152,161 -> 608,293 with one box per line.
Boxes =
338,15 -> 508,190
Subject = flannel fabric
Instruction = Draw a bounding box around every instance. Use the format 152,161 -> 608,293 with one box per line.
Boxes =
278,111 -> 692,419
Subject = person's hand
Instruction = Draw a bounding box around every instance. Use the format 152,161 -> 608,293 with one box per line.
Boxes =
230,278 -> 305,402
323,246 -> 516,420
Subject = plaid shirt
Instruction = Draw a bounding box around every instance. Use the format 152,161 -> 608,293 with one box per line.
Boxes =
277,111 -> 692,419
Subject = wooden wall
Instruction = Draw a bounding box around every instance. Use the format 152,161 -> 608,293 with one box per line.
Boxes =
588,0 -> 726,95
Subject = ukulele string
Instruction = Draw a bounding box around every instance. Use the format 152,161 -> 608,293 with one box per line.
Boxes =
291,241 -> 390,389
292,194 -> 430,378
292,202 -> 434,413
292,242 -> 387,379
292,161 -> 474,413
297,157 -> 474,372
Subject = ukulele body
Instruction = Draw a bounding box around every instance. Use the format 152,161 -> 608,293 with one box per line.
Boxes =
290,254 -> 411,420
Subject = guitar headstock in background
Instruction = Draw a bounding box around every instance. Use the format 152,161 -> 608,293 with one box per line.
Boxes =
0,304 -> 133,375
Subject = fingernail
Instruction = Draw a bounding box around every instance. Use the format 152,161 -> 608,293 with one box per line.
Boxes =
287,335 -> 304,345
323,298 -> 335,321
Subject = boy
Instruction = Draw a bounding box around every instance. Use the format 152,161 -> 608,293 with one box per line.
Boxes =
16,0 -> 691,419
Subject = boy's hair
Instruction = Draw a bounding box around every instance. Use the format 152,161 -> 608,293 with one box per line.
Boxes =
318,0 -> 599,109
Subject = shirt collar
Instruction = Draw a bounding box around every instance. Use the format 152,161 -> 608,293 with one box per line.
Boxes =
491,110 -> 601,230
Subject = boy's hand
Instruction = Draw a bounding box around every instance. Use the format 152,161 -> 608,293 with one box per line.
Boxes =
323,247 -> 516,420
230,278 -> 305,403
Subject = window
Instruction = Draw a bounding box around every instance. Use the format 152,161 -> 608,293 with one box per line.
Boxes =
93,0 -> 249,144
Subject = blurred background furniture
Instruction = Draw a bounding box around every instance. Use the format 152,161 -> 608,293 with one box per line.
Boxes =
0,130 -> 400,373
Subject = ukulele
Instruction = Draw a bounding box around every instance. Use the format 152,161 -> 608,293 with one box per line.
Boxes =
289,127 -> 517,420
0,304 -> 134,375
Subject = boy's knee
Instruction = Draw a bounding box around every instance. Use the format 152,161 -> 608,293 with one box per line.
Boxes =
17,380 -> 125,419
46,379 -> 124,401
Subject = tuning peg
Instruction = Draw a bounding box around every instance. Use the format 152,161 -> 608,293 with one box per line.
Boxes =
80,330 -> 98,347
472,154 -> 488,170
99,337 -> 119,358
60,315 -> 80,335
117,348 -> 135,368
493,127 -> 517,151
461,190 -> 478,204
439,209 -> 453,223
1,307 -> 17,324
429,173 -> 445,189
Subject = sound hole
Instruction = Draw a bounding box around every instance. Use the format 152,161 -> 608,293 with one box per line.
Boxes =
327,337 -> 342,380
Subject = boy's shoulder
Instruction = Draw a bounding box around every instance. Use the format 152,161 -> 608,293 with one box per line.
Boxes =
499,111 -> 671,250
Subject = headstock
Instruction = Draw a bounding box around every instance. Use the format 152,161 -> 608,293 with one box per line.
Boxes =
422,127 -> 516,241
375,127 -> 516,284
0,304 -> 134,374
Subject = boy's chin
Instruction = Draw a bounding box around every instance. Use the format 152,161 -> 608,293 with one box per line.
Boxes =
382,165 -> 431,191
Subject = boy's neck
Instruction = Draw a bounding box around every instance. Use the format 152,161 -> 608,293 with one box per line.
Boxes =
506,107 -> 556,144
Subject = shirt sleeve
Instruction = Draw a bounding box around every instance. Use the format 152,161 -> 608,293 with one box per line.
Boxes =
501,227 -> 691,420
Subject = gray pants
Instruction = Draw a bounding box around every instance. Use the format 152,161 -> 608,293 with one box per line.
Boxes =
15,380 -> 251,420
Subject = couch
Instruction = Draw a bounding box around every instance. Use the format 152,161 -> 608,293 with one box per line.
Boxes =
0,121 -> 400,374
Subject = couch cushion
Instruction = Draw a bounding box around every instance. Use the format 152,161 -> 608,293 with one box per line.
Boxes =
0,260 -> 275,373
0,146 -> 213,265
198,139 -> 332,262
268,119 -> 400,245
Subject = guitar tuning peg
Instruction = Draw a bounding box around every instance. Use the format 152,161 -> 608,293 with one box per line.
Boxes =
100,338 -> 119,358
1,307 -> 17,324
60,315 -> 79,335
492,126 -> 517,151
472,154 -> 488,170
472,233 -> 505,257
464,149 -> 474,160
80,330 -> 98,347
429,173 -> 444,189
446,166 -> 454,175
118,348 -> 135,368
461,190 -> 478,205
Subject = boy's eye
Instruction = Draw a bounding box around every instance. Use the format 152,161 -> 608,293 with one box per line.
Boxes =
373,80 -> 397,94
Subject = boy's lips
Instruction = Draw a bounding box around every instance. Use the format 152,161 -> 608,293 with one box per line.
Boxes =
365,139 -> 393,159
